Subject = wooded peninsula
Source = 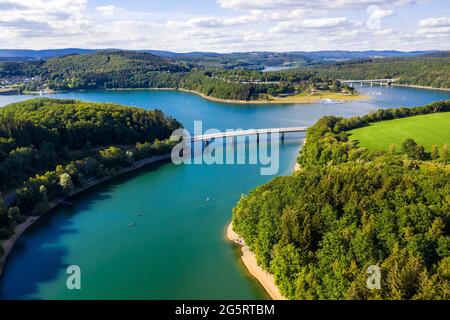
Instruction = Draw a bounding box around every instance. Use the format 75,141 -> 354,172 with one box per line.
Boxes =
0,98 -> 181,256
232,101 -> 450,300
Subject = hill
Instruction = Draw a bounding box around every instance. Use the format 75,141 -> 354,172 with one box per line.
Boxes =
348,112 -> 450,152
1,50 -> 447,99
0,49 -> 97,62
0,48 -> 438,66
232,101 -> 450,300
0,51 -> 189,90
0,98 -> 180,192
0,98 -> 181,249
0,51 -> 356,101
309,56 -> 450,89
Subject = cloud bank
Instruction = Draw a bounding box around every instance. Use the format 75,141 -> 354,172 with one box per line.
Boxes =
0,0 -> 448,51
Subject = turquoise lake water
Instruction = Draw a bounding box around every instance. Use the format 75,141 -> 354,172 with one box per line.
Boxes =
0,86 -> 449,299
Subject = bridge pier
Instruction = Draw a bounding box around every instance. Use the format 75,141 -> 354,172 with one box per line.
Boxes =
281,132 -> 285,142
202,138 -> 211,150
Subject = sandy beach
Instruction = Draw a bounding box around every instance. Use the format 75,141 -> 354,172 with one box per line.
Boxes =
294,137 -> 307,172
0,153 -> 171,277
226,222 -> 287,300
178,89 -> 367,105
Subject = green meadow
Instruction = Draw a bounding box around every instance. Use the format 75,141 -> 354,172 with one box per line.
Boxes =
348,112 -> 450,151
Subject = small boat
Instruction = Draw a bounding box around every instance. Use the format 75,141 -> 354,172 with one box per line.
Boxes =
137,212 -> 143,216
320,98 -> 343,105
129,222 -> 135,227
206,197 -> 210,202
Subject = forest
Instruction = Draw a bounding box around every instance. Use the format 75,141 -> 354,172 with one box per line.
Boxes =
232,100 -> 450,300
0,51 -> 354,100
0,98 -> 181,252
308,56 -> 450,89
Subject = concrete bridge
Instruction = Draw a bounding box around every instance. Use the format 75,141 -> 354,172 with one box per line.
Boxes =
338,78 -> 398,87
190,127 -> 308,145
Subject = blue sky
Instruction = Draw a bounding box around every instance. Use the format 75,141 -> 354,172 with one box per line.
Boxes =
0,0 -> 449,51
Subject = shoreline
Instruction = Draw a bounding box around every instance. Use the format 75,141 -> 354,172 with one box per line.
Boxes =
391,84 -> 450,92
177,89 -> 368,105
226,222 -> 287,300
294,137 -> 307,172
229,135 -> 305,299
0,153 -> 171,277
107,87 -> 368,105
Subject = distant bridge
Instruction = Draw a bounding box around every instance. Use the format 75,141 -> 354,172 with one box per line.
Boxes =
189,127 -> 308,145
338,78 -> 398,87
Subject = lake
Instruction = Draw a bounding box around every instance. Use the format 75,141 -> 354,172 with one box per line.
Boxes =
0,85 -> 449,299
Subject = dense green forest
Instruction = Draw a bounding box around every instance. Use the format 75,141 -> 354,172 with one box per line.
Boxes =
0,98 -> 180,251
0,98 -> 180,191
309,57 -> 450,89
0,98 -> 181,248
233,101 -> 450,300
0,51 -> 353,100
1,51 -> 448,101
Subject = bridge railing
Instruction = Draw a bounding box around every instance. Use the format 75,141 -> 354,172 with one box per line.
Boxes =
188,127 -> 308,142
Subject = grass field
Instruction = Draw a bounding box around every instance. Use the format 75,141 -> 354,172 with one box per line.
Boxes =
348,112 -> 450,152
256,90 -> 367,103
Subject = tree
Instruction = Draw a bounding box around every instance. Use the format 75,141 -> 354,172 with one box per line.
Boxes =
0,194 -> 7,222
431,145 -> 439,161
7,206 -> 20,222
39,185 -> 49,205
442,144 -> 449,164
401,138 -> 425,160
125,151 -> 135,165
402,138 -> 417,158
99,146 -> 123,168
389,144 -> 397,154
415,145 -> 426,160
59,173 -> 74,194
271,244 -> 302,299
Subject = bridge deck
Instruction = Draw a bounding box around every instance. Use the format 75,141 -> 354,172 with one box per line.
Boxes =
338,78 -> 397,83
190,127 -> 308,141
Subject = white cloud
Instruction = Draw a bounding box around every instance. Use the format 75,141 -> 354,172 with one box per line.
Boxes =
366,5 -> 394,30
270,17 -> 349,33
168,14 -> 259,28
301,17 -> 348,28
218,0 -> 304,10
417,17 -> 450,37
417,27 -> 450,34
166,8 -> 308,29
95,5 -> 118,17
373,28 -> 393,35
218,0 -> 410,10
0,0 -> 88,36
0,0 -> 446,52
419,17 -> 450,27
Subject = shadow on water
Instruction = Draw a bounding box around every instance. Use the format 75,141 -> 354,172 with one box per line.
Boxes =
0,212 -> 75,299
0,159 -> 171,299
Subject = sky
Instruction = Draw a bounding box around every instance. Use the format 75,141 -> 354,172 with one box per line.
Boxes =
0,0 -> 449,52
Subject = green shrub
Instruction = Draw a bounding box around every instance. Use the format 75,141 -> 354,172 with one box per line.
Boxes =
0,228 -> 13,240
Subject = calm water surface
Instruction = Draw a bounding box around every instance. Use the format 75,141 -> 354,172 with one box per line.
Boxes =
0,86 -> 449,299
